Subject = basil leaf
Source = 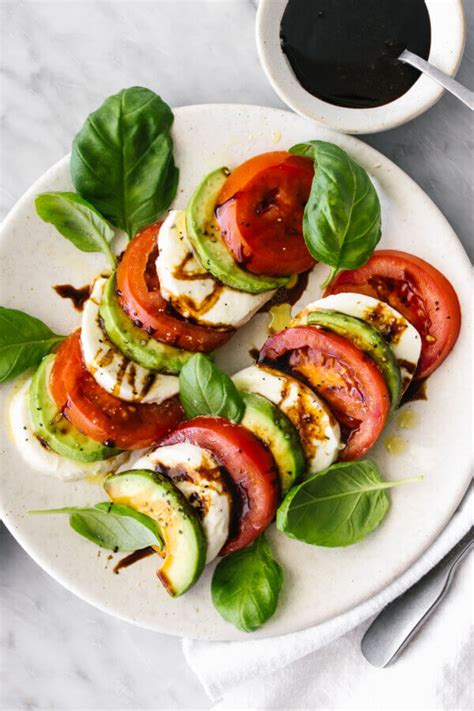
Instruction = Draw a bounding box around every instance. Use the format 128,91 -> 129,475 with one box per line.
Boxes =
211,535 -> 283,632
277,460 -> 422,547
0,307 -> 64,383
71,86 -> 179,238
179,353 -> 245,422
290,141 -> 381,285
35,192 -> 116,268
29,503 -> 163,552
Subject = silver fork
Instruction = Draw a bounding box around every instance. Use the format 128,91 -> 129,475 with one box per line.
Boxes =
361,525 -> 473,667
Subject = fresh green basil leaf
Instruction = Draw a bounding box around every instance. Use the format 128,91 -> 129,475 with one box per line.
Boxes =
179,353 -> 245,422
35,192 -> 116,268
93,502 -> 162,547
289,141 -> 381,285
29,503 -> 163,551
277,460 -> 422,547
71,86 -> 179,239
0,307 -> 64,383
211,535 -> 283,632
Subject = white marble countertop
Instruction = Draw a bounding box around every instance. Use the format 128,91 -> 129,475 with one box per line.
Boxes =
0,1 -> 472,709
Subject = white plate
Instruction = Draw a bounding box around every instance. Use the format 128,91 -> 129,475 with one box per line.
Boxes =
0,105 -> 471,641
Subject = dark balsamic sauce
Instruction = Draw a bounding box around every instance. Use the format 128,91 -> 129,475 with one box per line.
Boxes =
280,0 -> 431,109
258,270 -> 310,314
53,283 -> 91,311
401,377 -> 428,405
113,546 -> 155,574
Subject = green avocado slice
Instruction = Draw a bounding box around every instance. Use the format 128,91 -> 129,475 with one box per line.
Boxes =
240,391 -> 305,494
99,275 -> 194,374
104,469 -> 207,597
30,355 -> 122,462
307,310 -> 402,409
186,168 -> 288,294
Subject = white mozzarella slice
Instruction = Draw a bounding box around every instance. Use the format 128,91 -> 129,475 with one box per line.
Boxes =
293,293 -> 422,392
233,365 -> 341,474
132,442 -> 231,563
81,278 -> 179,403
156,210 -> 274,328
9,379 -> 128,480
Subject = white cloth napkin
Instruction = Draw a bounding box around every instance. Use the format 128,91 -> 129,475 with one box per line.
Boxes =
183,487 -> 472,705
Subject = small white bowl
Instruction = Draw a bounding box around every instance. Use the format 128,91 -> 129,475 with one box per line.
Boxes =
256,0 -> 466,134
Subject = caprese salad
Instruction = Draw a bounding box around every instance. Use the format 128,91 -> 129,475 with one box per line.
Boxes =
1,87 -> 461,633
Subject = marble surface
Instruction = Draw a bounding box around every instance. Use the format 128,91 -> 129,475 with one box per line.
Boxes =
0,1 -> 472,709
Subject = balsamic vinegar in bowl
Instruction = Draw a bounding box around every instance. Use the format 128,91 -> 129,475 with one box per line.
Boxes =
280,0 -> 431,109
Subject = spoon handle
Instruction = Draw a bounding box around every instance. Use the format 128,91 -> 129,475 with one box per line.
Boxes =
399,50 -> 474,110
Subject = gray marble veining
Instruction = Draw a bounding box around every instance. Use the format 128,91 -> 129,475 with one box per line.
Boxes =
0,1 -> 472,709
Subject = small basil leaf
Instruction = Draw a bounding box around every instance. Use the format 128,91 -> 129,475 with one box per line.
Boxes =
211,535 -> 283,632
0,307 -> 64,383
277,460 -> 422,547
179,353 -> 245,422
289,141 -> 381,284
93,502 -> 163,548
71,86 -> 179,238
35,192 -> 116,268
29,503 -> 163,551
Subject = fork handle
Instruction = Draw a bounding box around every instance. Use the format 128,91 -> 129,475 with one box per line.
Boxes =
361,526 -> 474,667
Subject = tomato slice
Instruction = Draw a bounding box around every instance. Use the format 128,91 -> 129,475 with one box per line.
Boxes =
116,223 -> 234,353
50,331 -> 183,450
159,416 -> 280,554
215,151 -> 315,276
325,250 -> 461,379
259,326 -> 390,460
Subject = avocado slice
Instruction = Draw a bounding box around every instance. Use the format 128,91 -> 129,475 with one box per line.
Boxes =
105,469 -> 207,597
240,391 -> 305,494
99,275 -> 194,374
30,355 -> 122,462
307,310 -> 402,409
186,168 -> 288,294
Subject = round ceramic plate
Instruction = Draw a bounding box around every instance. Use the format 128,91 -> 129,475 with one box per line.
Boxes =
0,105 -> 471,641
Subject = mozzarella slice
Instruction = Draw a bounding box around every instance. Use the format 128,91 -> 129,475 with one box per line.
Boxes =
81,278 -> 179,403
233,365 -> 341,474
9,379 -> 128,480
293,293 -> 422,392
156,210 -> 274,328
132,443 -> 231,563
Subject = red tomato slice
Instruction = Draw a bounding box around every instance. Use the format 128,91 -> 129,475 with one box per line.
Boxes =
50,331 -> 183,450
325,250 -> 461,379
215,151 -> 315,276
260,326 -> 390,461
116,223 -> 234,353
159,416 -> 280,554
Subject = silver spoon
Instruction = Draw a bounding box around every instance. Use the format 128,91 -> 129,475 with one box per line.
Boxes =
399,49 -> 474,110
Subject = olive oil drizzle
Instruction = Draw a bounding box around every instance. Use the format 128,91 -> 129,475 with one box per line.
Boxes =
268,303 -> 292,335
